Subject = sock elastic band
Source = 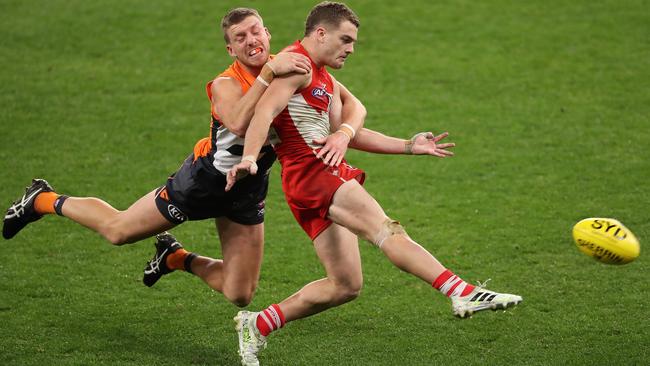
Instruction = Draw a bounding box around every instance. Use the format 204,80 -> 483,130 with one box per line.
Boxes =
54,195 -> 68,216
184,252 -> 197,274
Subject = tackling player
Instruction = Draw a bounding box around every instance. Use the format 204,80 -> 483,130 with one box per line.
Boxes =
226,2 -> 523,364
2,8 -> 312,307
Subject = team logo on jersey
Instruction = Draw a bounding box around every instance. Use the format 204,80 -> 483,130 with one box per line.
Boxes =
167,204 -> 188,223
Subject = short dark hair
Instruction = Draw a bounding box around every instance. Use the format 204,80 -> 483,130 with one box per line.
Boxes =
304,2 -> 360,36
221,8 -> 262,43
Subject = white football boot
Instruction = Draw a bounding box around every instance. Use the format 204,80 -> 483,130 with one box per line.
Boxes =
235,311 -> 267,366
451,280 -> 523,318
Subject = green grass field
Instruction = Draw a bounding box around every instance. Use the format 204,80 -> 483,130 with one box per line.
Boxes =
1,0 -> 649,365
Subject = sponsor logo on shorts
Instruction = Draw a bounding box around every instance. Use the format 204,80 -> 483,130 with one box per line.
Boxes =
257,200 -> 265,218
167,204 -> 187,222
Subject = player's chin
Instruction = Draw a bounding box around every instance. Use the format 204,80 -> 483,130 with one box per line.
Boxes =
330,59 -> 346,69
242,52 -> 268,68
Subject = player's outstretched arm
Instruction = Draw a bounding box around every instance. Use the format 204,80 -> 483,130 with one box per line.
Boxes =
350,129 -> 455,157
225,72 -> 310,191
317,79 -> 454,158
211,52 -> 311,137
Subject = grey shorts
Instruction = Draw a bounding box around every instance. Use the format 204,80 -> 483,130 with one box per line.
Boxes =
154,152 -> 275,225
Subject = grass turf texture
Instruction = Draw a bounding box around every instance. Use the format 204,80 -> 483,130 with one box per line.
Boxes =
1,0 -> 648,364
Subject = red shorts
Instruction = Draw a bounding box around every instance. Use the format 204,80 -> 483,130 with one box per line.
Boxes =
280,155 -> 365,240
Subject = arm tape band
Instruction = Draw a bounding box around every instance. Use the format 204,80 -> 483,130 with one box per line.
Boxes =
335,129 -> 353,141
404,132 -> 428,155
241,155 -> 258,173
340,123 -> 356,138
241,155 -> 257,163
256,75 -> 270,87
265,62 -> 276,76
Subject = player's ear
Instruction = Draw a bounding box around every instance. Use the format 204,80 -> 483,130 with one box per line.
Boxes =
316,26 -> 327,43
265,27 -> 271,40
226,44 -> 236,57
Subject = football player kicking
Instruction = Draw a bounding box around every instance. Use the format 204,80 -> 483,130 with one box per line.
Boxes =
226,2 -> 523,365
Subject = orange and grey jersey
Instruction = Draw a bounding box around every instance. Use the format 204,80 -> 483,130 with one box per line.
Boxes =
193,60 -> 274,174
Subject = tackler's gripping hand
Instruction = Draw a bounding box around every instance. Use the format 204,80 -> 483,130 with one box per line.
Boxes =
225,157 -> 258,192
312,132 -> 350,167
267,52 -> 312,76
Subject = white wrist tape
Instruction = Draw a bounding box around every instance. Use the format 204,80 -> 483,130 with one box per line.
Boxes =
265,62 -> 276,76
340,123 -> 356,138
256,75 -> 269,87
241,154 -> 258,172
335,129 -> 352,141
404,132 -> 428,154
241,155 -> 257,163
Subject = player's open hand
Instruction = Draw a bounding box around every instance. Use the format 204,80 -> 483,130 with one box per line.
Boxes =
267,52 -> 312,76
225,160 -> 258,192
313,132 -> 350,167
409,131 -> 455,157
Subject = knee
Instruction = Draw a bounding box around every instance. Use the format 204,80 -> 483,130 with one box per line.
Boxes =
225,291 -> 255,308
104,231 -> 130,246
223,285 -> 256,308
368,218 -> 406,248
103,219 -> 133,246
334,280 -> 363,304
338,287 -> 361,304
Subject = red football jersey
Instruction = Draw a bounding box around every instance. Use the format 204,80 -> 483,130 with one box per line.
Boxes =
270,41 -> 365,240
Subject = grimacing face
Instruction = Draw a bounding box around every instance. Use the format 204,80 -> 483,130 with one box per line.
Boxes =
321,20 -> 357,69
226,15 -> 271,69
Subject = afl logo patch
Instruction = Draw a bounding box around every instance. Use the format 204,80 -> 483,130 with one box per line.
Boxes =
167,204 -> 188,223
311,85 -> 330,101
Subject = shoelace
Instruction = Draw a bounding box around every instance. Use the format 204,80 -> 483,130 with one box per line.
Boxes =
5,190 -> 37,219
145,248 -> 168,273
475,278 -> 492,290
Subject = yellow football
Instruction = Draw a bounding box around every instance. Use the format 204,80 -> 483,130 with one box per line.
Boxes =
572,218 -> 640,264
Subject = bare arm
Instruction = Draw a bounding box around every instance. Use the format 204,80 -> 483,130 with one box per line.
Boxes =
351,129 -> 455,157
331,79 -> 366,134
317,124 -> 455,157
314,80 -> 367,166
225,72 -> 311,190
338,83 -> 454,157
211,53 -> 311,137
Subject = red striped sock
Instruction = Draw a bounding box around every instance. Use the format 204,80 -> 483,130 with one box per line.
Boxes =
432,269 -> 475,297
255,304 -> 285,337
